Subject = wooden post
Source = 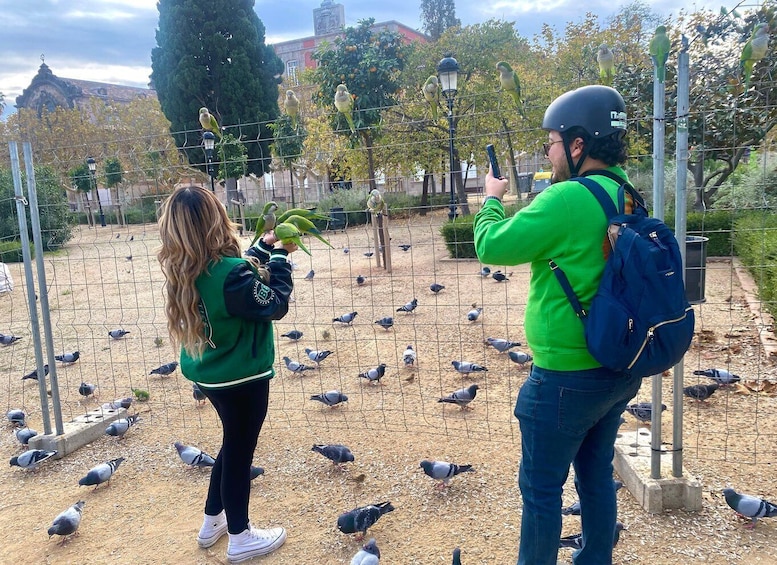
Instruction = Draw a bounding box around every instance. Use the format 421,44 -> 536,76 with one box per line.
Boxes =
380,214 -> 391,273
371,212 -> 382,268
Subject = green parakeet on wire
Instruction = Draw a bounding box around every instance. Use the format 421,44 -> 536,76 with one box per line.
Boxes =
741,23 -> 770,90
649,27 -> 670,84
496,61 -> 526,119
249,201 -> 279,246
282,215 -> 334,249
198,107 -> 222,139
597,44 -> 615,86
275,222 -> 310,256
422,75 -> 440,121
334,84 -> 356,134
366,189 -> 387,215
284,90 -> 300,128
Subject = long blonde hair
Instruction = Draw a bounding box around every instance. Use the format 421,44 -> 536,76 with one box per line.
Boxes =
158,186 -> 242,357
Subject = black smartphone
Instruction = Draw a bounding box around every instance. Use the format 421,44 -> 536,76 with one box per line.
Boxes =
486,144 -> 501,178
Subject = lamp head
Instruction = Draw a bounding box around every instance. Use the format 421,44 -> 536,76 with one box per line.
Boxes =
86,157 -> 96,173
437,55 -> 460,98
202,131 -> 216,152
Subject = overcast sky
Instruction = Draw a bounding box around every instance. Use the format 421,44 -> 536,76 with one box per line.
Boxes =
0,0 -> 738,119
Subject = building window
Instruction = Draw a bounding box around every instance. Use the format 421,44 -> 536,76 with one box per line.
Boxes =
286,60 -> 299,86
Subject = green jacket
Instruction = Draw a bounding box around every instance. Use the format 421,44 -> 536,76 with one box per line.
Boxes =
473,167 -> 629,371
180,243 -> 293,387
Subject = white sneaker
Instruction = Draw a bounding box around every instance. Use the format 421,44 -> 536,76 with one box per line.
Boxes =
197,510 -> 228,548
227,524 -> 287,563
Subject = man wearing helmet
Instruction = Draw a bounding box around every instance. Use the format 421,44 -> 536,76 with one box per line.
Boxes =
473,85 -> 642,565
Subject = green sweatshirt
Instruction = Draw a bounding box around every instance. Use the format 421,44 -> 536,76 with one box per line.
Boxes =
473,167 -> 629,371
180,246 -> 293,387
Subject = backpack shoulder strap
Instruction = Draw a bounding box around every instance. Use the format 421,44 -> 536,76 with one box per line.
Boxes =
574,176 -> 620,219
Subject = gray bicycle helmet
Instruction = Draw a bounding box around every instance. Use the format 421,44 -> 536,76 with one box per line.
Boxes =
542,85 -> 627,138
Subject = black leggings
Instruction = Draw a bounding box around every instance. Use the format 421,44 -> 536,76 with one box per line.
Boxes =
200,377 -> 270,534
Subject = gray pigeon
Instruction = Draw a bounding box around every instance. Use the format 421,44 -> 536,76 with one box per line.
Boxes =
467,307 -> 483,322
625,402 -> 666,423
22,364 -> 48,381
101,397 -> 133,411
350,537 -> 380,564
174,441 -> 216,467
723,487 -> 777,528
312,444 -> 355,465
79,457 -> 125,488
10,448 -> 57,470
105,414 -> 141,439
0,333 -> 22,345
397,298 -> 418,313
358,364 -> 387,385
438,384 -> 480,409
250,465 -> 265,480
55,351 -> 80,364
192,383 -> 207,406
108,329 -> 130,339
484,337 -> 521,353
451,361 -> 488,376
15,427 -> 38,446
398,244 -> 411,252
337,501 -> 394,539
508,351 -> 533,366
283,356 -> 316,374
560,521 -> 624,549
429,283 -> 445,294
419,460 -> 475,488
492,270 -> 509,282
281,330 -> 303,341
310,390 -> 348,408
6,409 -> 26,427
479,266 -> 491,277
304,269 -> 315,280
356,275 -> 366,286
48,501 -> 85,544
683,382 -> 719,402
374,317 -> 394,330
334,311 -> 358,324
403,345 -> 417,367
78,382 -> 97,398
150,361 -> 178,376
305,348 -> 333,364
562,479 -> 623,515
452,548 -> 462,565
693,368 -> 741,386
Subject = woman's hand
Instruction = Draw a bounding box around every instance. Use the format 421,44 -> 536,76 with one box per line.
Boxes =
261,231 -> 278,246
278,241 -> 298,253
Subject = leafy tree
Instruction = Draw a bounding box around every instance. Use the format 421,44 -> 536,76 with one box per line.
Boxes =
269,115 -> 307,205
150,0 -> 283,177
104,158 -> 123,188
0,92 -> 5,114
311,18 -> 411,192
420,0 -> 461,41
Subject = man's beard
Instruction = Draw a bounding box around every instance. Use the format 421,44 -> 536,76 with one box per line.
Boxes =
550,159 -> 571,184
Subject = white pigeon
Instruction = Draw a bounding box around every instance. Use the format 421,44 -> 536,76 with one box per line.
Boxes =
403,345 -> 417,367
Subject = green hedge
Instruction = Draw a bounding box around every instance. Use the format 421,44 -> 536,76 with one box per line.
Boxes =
438,203 -> 523,259
733,211 -> 777,320
0,240 -> 34,263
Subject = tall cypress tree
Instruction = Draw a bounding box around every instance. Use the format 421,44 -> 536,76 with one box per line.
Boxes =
420,0 -> 461,41
151,0 -> 283,176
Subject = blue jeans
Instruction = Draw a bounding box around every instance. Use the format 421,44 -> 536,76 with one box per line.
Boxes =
514,365 -> 641,565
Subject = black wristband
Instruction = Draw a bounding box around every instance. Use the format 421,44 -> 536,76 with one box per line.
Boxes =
483,195 -> 502,204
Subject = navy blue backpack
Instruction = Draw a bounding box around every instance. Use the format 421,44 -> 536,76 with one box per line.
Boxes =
551,173 -> 695,378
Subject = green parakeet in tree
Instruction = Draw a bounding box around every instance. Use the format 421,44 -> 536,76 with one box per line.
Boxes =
334,84 -> 356,134
284,90 -> 300,128
496,61 -> 527,119
283,214 -> 334,249
741,23 -> 770,90
198,107 -> 222,139
275,221 -> 310,255
366,189 -> 387,215
597,44 -> 615,86
422,75 -> 440,121
249,201 -> 278,246
649,27 -> 670,84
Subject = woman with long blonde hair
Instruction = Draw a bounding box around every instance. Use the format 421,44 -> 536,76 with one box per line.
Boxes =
158,185 -> 295,563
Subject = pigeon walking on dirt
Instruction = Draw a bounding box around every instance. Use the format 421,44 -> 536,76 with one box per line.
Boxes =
105,414 -> 141,439
452,548 -> 462,565
192,383 -> 207,406
22,364 -> 48,381
723,487 -> 777,528
429,283 -> 445,294
492,271 -> 509,282
15,427 -> 38,446
48,501 -> 85,544
304,269 -> 315,281
403,345 -> 417,367
10,448 -> 57,470
359,363 -> 387,385
281,330 -> 303,341
305,348 -> 333,364
283,356 -> 316,375
397,298 -> 418,313
356,275 -> 366,286
108,329 -> 130,339
452,361 -> 488,376
438,384 -> 480,409
55,351 -> 80,364
310,390 -> 348,408
334,311 -> 358,325
479,266 -> 491,277
693,368 -> 740,386
101,397 -> 133,411
467,306 -> 483,322
625,402 -> 666,424
150,361 -> 178,376
560,522 -> 624,550
508,351 -> 533,366
374,317 -> 394,330
7,409 -> 26,427
350,537 -> 380,564
420,460 -> 475,489
562,480 -> 623,515
312,444 -> 355,466
484,337 -> 521,353
0,333 -> 22,345
78,382 -> 97,398
683,383 -> 719,402
79,457 -> 125,488
337,501 -> 395,540
174,442 -> 216,467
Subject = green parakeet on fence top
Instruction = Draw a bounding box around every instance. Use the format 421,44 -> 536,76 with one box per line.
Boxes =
496,61 -> 527,119
367,189 -> 387,215
284,90 -> 300,128
741,23 -> 770,90
198,107 -> 222,139
334,84 -> 356,134
283,214 -> 334,249
597,44 -> 615,86
275,221 -> 310,255
422,75 -> 440,121
649,27 -> 670,84
249,201 -> 278,246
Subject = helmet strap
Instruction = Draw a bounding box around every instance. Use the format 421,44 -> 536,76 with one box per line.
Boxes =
563,142 -> 591,177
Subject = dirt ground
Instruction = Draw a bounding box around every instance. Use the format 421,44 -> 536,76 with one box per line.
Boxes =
1,208 -> 776,564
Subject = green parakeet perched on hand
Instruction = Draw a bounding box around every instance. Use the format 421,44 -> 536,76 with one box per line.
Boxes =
649,27 -> 670,84
198,107 -> 222,139
422,75 -> 440,121
597,44 -> 615,86
741,23 -> 770,90
284,90 -> 300,128
282,215 -> 334,249
249,201 -> 278,246
334,84 -> 356,134
366,189 -> 387,215
496,61 -> 527,119
275,207 -> 330,225
275,221 -> 310,255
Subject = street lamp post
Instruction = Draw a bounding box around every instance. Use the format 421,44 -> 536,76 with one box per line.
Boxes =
202,131 -> 216,192
438,54 -> 460,221
86,156 -> 106,227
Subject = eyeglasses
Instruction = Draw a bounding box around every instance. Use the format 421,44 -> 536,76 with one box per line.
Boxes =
543,140 -> 563,156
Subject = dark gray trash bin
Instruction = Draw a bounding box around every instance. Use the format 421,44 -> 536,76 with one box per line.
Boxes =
685,235 -> 708,304
516,172 -> 533,193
